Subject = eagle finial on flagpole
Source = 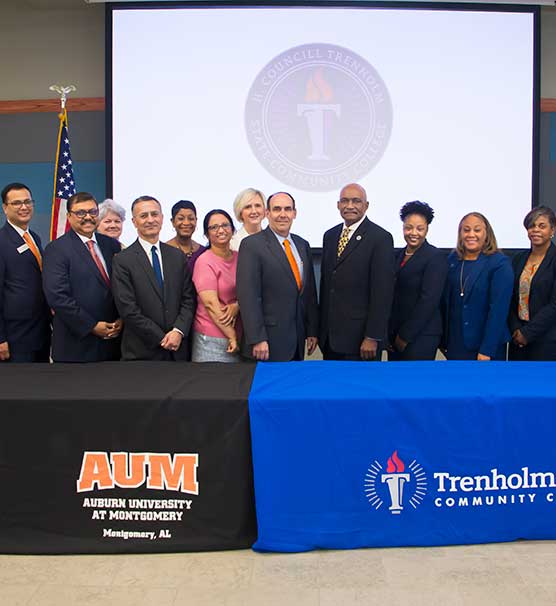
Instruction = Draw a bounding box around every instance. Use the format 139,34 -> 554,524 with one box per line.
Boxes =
49,84 -> 77,111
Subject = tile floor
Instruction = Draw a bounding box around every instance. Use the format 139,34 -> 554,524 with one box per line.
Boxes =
1,540 -> 555,606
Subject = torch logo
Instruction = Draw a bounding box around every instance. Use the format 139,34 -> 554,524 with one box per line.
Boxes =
364,451 -> 427,514
245,43 -> 392,192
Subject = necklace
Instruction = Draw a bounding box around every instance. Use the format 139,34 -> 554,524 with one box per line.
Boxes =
404,250 -> 414,256
177,240 -> 193,258
459,260 -> 470,297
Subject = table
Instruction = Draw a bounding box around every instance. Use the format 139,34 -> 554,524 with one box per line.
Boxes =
248,361 -> 556,552
0,362 -> 257,554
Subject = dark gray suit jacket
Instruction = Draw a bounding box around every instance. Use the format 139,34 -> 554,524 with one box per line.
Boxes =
236,227 -> 319,362
319,217 -> 395,356
112,240 -> 195,360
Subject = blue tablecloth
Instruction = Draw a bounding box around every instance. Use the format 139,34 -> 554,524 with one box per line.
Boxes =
248,361 -> 556,552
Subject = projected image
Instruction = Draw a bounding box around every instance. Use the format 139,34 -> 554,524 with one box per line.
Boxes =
110,6 -> 536,248
245,43 -> 392,192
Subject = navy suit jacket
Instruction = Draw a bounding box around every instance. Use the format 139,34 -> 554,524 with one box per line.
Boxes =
42,230 -> 121,362
508,243 -> 556,344
444,251 -> 513,358
319,217 -> 394,355
389,241 -> 448,343
112,240 -> 195,361
0,222 -> 50,354
236,227 -> 319,362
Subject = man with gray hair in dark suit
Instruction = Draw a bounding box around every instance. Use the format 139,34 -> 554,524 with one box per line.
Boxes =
112,195 -> 195,361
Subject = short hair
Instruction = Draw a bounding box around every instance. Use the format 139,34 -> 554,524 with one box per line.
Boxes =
523,206 -> 556,230
456,212 -> 499,258
267,191 -> 295,210
131,195 -> 161,214
400,200 -> 435,224
171,200 -> 197,220
1,182 -> 32,205
67,192 -> 97,213
232,188 -> 265,222
98,199 -> 126,222
202,209 -> 236,244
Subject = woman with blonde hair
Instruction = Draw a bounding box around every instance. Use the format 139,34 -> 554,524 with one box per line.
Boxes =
229,187 -> 265,251
443,212 -> 513,360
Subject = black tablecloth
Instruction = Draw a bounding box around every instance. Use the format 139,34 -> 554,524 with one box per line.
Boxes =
0,362 -> 257,554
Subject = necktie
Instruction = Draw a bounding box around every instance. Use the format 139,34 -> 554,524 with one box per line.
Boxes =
337,226 -> 350,257
86,240 -> 110,287
283,239 -> 302,291
151,245 -> 164,290
23,232 -> 42,271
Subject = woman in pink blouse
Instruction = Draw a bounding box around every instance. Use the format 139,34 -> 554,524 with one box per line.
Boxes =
191,209 -> 241,362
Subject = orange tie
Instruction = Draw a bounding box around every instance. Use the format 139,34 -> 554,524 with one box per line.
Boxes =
283,239 -> 302,291
23,232 -> 42,271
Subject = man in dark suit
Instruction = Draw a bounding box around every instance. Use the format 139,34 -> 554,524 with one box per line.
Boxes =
236,191 -> 318,362
112,196 -> 195,361
319,183 -> 394,361
0,182 -> 50,362
43,192 -> 122,362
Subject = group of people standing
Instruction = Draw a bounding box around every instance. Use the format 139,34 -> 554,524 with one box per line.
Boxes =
1,180 -> 555,364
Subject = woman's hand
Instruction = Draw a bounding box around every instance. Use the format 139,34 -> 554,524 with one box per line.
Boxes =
219,302 -> 239,326
227,336 -> 239,354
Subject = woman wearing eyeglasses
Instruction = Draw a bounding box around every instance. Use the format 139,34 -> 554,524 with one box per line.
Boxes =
191,209 -> 241,362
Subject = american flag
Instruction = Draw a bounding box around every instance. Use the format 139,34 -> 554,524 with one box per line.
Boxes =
50,108 -> 76,240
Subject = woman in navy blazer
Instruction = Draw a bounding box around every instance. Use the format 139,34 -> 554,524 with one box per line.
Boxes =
443,212 -> 513,361
508,206 -> 556,361
389,201 -> 448,360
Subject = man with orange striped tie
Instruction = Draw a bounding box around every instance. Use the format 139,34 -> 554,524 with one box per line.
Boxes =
237,191 -> 318,362
0,182 -> 51,362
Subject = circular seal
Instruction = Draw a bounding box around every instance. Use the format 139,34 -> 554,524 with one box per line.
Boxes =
245,43 -> 393,192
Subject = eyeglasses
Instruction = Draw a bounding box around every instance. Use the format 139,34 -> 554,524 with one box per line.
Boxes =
6,199 -> 35,208
338,197 -> 365,206
69,208 -> 99,219
207,222 -> 232,232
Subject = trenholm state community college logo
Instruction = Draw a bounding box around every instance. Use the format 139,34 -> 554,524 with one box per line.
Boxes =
364,450 -> 428,514
245,43 -> 393,192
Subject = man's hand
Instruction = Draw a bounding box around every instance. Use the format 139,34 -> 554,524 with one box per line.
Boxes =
360,337 -> 378,361
512,329 -> 528,347
252,341 -> 269,361
306,336 -> 318,356
0,341 -> 10,361
394,335 -> 407,352
477,353 -> 491,361
160,329 -> 183,351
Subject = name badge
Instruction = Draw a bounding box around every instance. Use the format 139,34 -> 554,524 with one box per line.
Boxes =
17,243 -> 30,254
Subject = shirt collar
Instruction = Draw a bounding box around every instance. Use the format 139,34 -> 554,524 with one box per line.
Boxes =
343,215 -> 366,233
75,231 -> 98,246
7,221 -> 27,237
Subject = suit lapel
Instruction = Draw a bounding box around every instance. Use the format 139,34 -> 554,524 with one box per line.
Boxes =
530,242 -> 556,288
291,234 -> 309,293
335,218 -> 369,267
462,253 -> 488,300
133,240 -> 164,300
70,230 -> 108,290
160,243 -> 174,302
5,223 -> 42,272
265,228 -> 299,290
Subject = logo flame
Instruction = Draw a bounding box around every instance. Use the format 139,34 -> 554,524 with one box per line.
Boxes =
305,68 -> 333,103
386,450 -> 405,473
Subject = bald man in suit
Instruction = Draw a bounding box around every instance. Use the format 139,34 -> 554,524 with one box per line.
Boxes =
320,183 -> 394,361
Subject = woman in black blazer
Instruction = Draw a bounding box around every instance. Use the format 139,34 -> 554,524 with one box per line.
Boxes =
508,206 -> 556,361
389,201 -> 448,360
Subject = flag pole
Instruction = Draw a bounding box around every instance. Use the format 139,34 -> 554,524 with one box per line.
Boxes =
49,85 -> 77,241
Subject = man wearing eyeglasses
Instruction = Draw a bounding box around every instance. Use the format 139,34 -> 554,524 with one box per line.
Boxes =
0,182 -> 51,362
112,196 -> 195,361
42,192 -> 122,362
237,191 -> 319,362
319,183 -> 394,361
